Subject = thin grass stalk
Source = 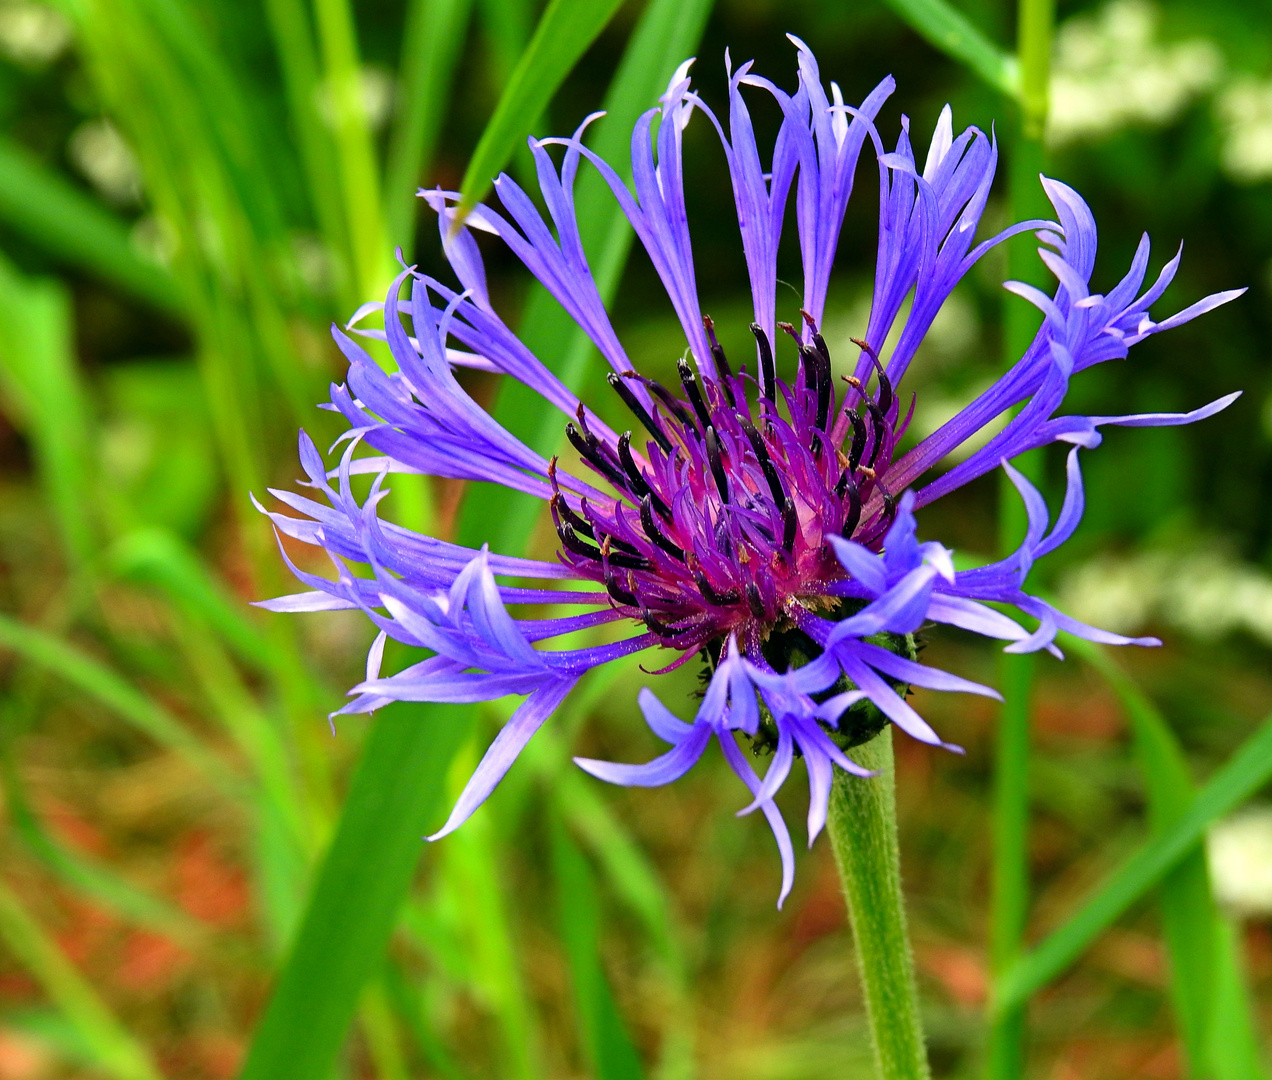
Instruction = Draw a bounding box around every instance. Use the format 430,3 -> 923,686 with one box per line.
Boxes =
311,0 -> 393,300
262,0 -> 354,308
386,0 -> 476,256
986,2 -> 1054,1073
0,877 -> 163,1080
81,0 -> 341,704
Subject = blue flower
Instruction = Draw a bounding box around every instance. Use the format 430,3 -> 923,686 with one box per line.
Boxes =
258,38 -> 1241,905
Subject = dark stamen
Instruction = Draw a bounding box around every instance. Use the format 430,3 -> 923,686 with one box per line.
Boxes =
601,534 -> 651,573
603,563 -> 640,607
591,517 -> 644,557
870,489 -> 898,540
607,372 -> 675,454
805,345 -> 832,429
782,497 -> 798,551
741,420 -> 787,507
616,435 -> 671,518
677,358 -> 714,433
851,337 -> 894,416
617,432 -> 652,498
801,309 -> 833,372
704,426 -> 729,503
640,495 -> 685,561
640,604 -> 685,638
631,373 -> 699,435
606,549 -> 653,570
551,493 -> 594,540
749,323 -> 776,402
846,410 -> 867,471
745,583 -> 766,619
692,568 -> 740,606
780,320 -> 829,427
838,472 -> 861,537
556,519 -> 603,561
703,315 -> 736,405
864,398 -> 888,470
566,422 -> 629,489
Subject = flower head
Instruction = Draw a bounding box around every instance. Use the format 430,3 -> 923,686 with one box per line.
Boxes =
259,38 -> 1241,905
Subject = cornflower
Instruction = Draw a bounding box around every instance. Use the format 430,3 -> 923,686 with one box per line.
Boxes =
258,39 -> 1240,904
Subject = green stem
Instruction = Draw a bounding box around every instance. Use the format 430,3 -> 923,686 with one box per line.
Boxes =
1017,0 -> 1055,140
986,650 -> 1032,1077
827,729 -> 930,1080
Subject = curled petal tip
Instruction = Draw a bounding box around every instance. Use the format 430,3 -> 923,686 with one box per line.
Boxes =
941,741 -> 967,755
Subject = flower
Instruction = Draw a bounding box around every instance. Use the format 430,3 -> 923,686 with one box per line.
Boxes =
257,38 -> 1241,905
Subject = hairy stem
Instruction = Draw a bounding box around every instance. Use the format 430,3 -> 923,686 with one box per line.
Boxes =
827,728 -> 931,1080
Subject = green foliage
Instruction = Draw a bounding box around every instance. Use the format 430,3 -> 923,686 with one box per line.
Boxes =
995,699 -> 1272,1015
239,703 -> 474,1080
455,0 -> 627,219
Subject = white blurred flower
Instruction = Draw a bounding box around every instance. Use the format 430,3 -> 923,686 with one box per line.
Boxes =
1217,78 -> 1272,182
0,0 -> 70,66
1048,0 -> 1221,146
316,65 -> 395,133
1209,808 -> 1272,917
130,213 -> 176,268
1059,547 -> 1272,646
68,118 -> 143,207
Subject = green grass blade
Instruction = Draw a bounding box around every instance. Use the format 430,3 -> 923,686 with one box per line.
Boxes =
133,0 -> 288,243
476,0 -> 532,89
879,0 -> 1019,98
1208,917 -> 1266,1080
437,748 -> 541,1080
994,706 -> 1272,1015
108,527 -> 279,674
0,613 -> 240,796
359,980 -> 413,1080
0,255 -> 96,569
474,0 -> 537,191
0,877 -> 162,1080
384,958 -> 474,1080
557,771 -> 695,1079
312,0 -> 393,300
455,0 -> 627,218
551,818 -> 644,1080
1073,640 -> 1264,1080
386,0 -> 477,255
0,137 -> 182,315
169,615 -> 309,855
261,0 -> 351,303
237,701 -> 473,1080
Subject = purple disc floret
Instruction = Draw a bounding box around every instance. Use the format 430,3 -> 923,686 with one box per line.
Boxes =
257,37 -> 1242,905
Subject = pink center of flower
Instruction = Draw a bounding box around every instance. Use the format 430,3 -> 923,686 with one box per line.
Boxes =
548,312 -> 910,652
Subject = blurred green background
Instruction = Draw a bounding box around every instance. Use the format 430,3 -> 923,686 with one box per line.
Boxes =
0,0 -> 1270,1077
